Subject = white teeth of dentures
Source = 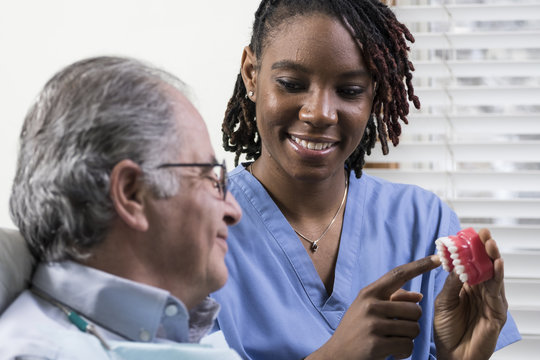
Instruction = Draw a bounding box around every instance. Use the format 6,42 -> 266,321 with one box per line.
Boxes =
291,135 -> 332,150
455,265 -> 465,274
442,237 -> 455,249
435,239 -> 450,270
436,236 -> 471,282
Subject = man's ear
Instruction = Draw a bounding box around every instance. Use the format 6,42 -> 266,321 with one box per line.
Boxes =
241,46 -> 258,102
109,160 -> 149,232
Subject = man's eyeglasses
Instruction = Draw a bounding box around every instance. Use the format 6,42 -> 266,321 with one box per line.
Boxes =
156,160 -> 228,200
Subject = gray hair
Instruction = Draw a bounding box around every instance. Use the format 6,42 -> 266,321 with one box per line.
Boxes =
10,56 -> 187,262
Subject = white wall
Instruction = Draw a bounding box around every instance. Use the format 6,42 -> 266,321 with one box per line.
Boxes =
0,0 -> 259,228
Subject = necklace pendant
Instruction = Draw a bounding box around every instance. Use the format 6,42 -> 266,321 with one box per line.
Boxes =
310,242 -> 318,252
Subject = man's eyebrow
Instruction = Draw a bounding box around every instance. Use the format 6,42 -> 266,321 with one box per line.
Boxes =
196,155 -> 218,164
200,157 -> 219,173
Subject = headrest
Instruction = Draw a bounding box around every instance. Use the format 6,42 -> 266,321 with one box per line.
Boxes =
0,228 -> 34,313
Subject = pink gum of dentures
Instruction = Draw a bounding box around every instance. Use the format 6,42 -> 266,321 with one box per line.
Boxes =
435,228 -> 494,285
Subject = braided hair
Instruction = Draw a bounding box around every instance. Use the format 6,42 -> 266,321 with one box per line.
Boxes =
222,0 -> 420,177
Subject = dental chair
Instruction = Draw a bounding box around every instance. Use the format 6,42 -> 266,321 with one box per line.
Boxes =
0,228 -> 33,313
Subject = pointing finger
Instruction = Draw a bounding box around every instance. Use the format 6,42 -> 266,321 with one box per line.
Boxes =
390,289 -> 423,303
366,255 -> 441,299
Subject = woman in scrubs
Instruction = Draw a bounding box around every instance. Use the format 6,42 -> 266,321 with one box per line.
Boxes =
212,0 -> 520,359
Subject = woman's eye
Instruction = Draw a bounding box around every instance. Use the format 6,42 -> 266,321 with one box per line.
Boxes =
338,86 -> 365,98
276,79 -> 304,92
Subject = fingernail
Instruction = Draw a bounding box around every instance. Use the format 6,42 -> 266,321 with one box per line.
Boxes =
431,254 -> 441,266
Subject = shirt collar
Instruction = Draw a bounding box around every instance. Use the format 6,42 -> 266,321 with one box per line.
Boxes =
32,261 -> 219,343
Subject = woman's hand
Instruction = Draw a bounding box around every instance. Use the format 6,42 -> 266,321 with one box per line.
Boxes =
307,255 -> 440,360
434,228 -> 508,360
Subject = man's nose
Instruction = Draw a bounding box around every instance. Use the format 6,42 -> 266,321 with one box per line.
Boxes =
223,191 -> 242,225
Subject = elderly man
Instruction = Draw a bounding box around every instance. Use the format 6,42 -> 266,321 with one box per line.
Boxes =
0,56 -> 242,359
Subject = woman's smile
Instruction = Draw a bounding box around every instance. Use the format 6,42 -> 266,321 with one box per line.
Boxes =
289,135 -> 336,151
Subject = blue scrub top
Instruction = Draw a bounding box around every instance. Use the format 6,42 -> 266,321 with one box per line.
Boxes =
212,165 -> 521,360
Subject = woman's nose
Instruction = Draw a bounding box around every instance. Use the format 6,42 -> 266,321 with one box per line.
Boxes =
298,89 -> 337,127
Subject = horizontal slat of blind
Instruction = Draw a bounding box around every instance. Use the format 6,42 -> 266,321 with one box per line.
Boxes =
412,31 -> 540,50
415,86 -> 540,106
369,142 -> 540,162
413,60 -> 540,77
450,199 -> 540,218
402,114 -> 540,135
505,279 -> 540,308
472,225 -> 540,251
507,308 -> 540,335
391,2 -> 539,357
393,4 -> 540,22
460,225 -> 540,252
501,251 -> 540,279
492,335 -> 540,360
364,170 -> 540,192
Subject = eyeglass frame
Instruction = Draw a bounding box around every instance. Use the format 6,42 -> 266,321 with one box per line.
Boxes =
156,160 -> 228,200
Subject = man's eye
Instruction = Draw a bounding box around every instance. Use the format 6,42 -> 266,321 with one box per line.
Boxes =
206,176 -> 220,191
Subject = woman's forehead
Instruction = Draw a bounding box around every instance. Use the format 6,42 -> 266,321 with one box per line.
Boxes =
259,14 -> 365,71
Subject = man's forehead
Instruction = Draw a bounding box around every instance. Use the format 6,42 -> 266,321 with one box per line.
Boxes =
167,89 -> 216,163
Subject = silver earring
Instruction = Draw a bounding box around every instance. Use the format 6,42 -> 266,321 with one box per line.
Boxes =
249,91 -> 254,97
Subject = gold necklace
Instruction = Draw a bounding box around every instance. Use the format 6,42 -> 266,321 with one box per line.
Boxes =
248,163 -> 348,253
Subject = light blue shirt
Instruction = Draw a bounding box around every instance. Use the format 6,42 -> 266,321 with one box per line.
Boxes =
211,165 -> 521,360
0,261 -> 240,359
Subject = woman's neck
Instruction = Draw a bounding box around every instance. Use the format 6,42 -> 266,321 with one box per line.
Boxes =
249,157 -> 348,224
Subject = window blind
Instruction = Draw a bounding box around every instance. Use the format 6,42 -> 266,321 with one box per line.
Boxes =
366,1 -> 540,358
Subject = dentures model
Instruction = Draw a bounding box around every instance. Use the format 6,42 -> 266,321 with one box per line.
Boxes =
435,228 -> 494,285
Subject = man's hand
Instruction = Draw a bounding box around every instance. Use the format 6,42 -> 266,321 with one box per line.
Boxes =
307,255 -> 440,360
434,228 -> 508,360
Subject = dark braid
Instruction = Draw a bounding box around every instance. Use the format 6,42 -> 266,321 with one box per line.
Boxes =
222,0 -> 420,177
222,74 -> 258,161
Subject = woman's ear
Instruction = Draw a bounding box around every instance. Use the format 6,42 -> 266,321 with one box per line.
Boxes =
109,159 -> 149,232
241,46 -> 257,102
